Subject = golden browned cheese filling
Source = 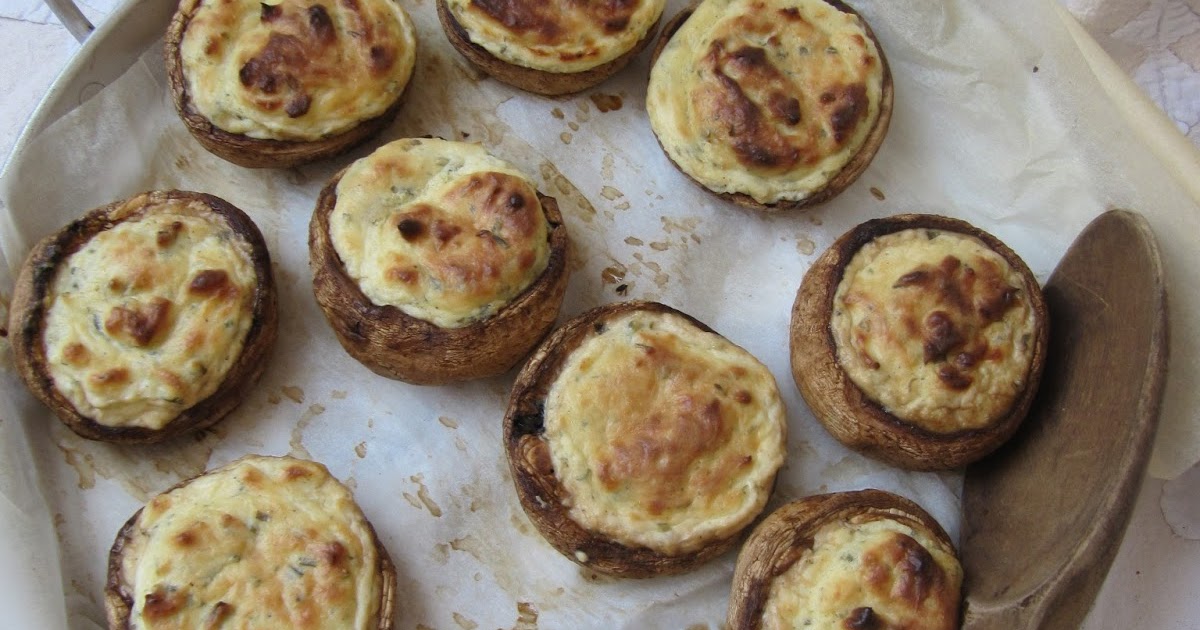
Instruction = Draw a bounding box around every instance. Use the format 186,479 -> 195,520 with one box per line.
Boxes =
544,310 -> 786,555
831,229 -> 1037,433
761,516 -> 962,630
330,139 -> 550,328
446,0 -> 664,73
119,457 -> 381,629
179,0 -> 416,141
647,0 -> 884,204
42,196 -> 257,430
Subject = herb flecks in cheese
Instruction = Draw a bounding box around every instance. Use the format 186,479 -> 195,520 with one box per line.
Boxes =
43,197 -> 257,430
647,0 -> 884,204
121,457 -> 381,629
447,0 -> 665,73
331,139 -> 551,329
761,516 -> 962,630
831,229 -> 1036,433
544,310 -> 786,555
179,0 -> 417,140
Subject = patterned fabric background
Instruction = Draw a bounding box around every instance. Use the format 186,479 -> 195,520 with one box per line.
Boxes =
1065,0 -> 1200,145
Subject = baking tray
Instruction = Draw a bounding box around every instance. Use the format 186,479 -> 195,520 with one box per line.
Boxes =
3,0 -> 1199,628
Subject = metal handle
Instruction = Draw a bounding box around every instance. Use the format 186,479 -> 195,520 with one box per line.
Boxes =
45,0 -> 95,42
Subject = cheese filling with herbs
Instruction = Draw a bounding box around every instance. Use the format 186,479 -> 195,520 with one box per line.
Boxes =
330,138 -> 551,329
646,0 -> 884,204
178,0 -> 417,141
831,229 -> 1036,433
43,197 -> 257,430
446,0 -> 665,73
761,515 -> 962,630
119,457 -> 382,629
543,310 -> 786,555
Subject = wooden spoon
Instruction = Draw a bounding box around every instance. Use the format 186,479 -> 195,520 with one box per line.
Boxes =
961,209 -> 1169,629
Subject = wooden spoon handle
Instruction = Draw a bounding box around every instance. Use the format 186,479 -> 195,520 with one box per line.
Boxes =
961,209 -> 1168,629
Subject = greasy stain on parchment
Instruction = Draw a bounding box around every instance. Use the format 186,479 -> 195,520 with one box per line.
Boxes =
391,47 -> 509,146
535,161 -> 595,275
796,234 -> 816,255
539,161 -> 594,224
513,601 -> 540,630
287,403 -> 325,460
453,611 -> 479,629
53,422 -> 219,503
574,100 -> 591,123
459,478 -> 492,514
444,533 -> 535,598
601,261 -> 627,285
435,462 -> 555,602
598,215 -> 708,300
405,473 -> 443,517
661,216 -> 703,238
633,253 -> 670,289
71,578 -> 99,608
600,186 -> 623,201
589,92 -> 624,113
509,511 -> 533,536
281,385 -> 305,404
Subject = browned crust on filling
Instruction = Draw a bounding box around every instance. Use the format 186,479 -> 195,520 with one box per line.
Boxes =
503,300 -> 753,578
694,39 -> 869,171
727,489 -> 960,630
789,214 -> 1049,470
382,171 -> 546,302
6,190 -> 278,444
437,0 -> 661,96
886,254 -> 1024,394
308,167 -> 570,385
103,460 -> 397,629
165,0 -> 413,169
470,0 -> 643,48
649,1 -> 893,211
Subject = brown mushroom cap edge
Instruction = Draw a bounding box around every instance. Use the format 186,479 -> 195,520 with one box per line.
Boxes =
647,0 -> 894,212
789,213 -> 1049,470
437,0 -> 662,96
727,489 -> 959,630
309,167 -> 571,385
504,299 -> 778,578
7,190 -> 278,444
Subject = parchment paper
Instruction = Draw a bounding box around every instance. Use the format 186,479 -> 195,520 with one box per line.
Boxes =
1,0 -> 1198,628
